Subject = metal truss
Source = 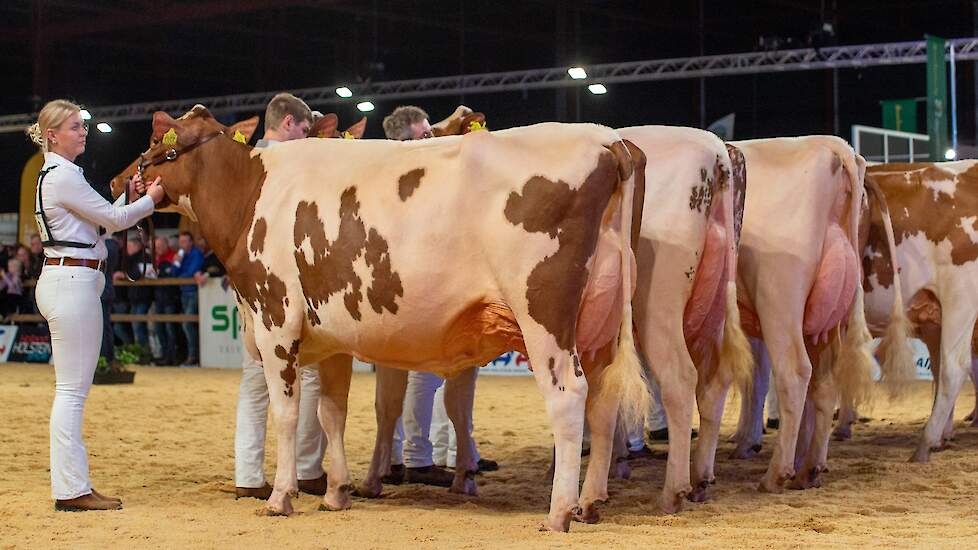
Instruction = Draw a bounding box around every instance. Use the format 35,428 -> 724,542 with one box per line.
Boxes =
4,37 -> 978,133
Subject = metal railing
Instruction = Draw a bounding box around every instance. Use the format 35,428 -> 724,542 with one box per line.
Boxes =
851,124 -> 930,163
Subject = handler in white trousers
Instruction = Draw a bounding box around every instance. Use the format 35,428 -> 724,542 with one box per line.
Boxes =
30,99 -> 163,511
234,93 -> 327,499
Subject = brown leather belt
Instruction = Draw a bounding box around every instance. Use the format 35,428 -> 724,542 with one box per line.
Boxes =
44,257 -> 105,271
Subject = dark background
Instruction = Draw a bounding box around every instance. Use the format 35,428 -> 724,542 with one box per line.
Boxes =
2,0 -> 977,217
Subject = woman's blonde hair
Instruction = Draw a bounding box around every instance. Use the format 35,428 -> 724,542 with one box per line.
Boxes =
25,99 -> 81,153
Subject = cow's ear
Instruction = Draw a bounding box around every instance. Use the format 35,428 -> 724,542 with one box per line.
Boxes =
309,113 -> 339,138
228,116 -> 260,144
345,117 -> 367,139
151,111 -> 178,142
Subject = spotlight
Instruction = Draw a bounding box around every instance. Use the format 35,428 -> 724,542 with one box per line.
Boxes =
96,122 -> 112,133
79,109 -> 92,120
357,101 -> 375,112
587,84 -> 608,95
567,67 -> 587,80
335,87 -> 353,98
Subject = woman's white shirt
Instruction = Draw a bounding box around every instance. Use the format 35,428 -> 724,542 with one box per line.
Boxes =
37,152 -> 155,261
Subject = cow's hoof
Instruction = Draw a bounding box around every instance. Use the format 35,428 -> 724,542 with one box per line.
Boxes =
729,443 -> 761,460
353,482 -> 383,499
909,448 -> 931,463
320,484 -> 354,511
661,487 -> 690,514
831,427 -> 852,441
574,502 -> 601,524
538,510 -> 574,532
611,459 -> 631,480
687,480 -> 711,503
758,475 -> 787,494
449,472 -> 478,496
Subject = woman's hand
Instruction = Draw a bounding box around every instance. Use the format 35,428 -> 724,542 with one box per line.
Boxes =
145,176 -> 166,204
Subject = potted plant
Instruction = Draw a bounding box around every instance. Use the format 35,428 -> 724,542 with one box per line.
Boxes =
92,346 -> 142,385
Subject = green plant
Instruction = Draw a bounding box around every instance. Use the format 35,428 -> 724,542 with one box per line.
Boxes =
117,343 -> 152,365
96,355 -> 109,374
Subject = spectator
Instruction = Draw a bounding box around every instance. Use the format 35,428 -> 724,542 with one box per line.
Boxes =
110,234 -> 133,346
173,231 -> 203,367
98,234 -> 122,364
119,236 -> 155,350
194,236 -> 226,286
28,233 -> 44,279
152,235 -> 180,365
0,258 -> 25,317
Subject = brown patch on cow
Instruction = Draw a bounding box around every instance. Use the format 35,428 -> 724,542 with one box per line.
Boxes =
503,149 -> 620,351
442,301 -> 525,367
274,340 -> 301,397
250,217 -> 267,255
398,168 -> 425,201
689,166 -> 714,213
609,141 -> 634,180
293,188 -> 404,324
861,180 -> 896,291
364,228 -> 404,314
235,258 -> 289,331
865,163 -> 978,271
725,144 -> 748,246
548,357 -> 558,386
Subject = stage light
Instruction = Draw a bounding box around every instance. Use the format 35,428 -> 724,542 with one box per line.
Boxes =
587,84 -> 607,95
357,101 -> 375,112
96,122 -> 112,133
335,87 -> 353,98
567,67 -> 587,80
945,148 -> 957,160
79,109 -> 92,120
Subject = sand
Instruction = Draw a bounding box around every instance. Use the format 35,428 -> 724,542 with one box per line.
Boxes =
2,363 -> 978,549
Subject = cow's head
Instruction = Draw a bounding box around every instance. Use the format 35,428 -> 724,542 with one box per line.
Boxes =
110,105 -> 259,219
431,105 -> 488,137
308,113 -> 367,139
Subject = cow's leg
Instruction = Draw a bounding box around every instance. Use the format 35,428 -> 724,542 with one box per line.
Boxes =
731,337 -> 769,459
317,354 -> 354,511
689,350 -> 729,503
968,357 -> 978,427
258,340 -> 303,516
758,327 -> 811,493
788,350 -> 835,490
443,366 -> 479,496
526,340 -> 587,533
576,356 -> 618,524
912,308 -> 978,462
357,366 -> 409,498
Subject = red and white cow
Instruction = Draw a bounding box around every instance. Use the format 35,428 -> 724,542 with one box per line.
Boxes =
111,105 -> 647,532
617,126 -> 753,510
722,136 -> 881,492
846,161 -> 978,461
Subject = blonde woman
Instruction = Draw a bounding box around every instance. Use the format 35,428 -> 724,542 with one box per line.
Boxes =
27,99 -> 165,511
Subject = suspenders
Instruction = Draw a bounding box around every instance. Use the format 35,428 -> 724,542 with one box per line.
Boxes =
34,165 -> 98,249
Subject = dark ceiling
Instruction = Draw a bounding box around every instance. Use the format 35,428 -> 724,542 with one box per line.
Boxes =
2,0 -> 977,214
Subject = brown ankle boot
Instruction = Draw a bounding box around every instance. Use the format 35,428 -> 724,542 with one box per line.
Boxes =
55,493 -> 122,512
298,473 -> 327,496
235,483 -> 273,500
91,488 -> 122,505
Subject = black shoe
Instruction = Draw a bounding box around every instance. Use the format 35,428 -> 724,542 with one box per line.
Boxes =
766,418 -> 780,430
403,465 -> 454,487
477,458 -> 499,472
381,464 -> 405,485
649,428 -> 698,441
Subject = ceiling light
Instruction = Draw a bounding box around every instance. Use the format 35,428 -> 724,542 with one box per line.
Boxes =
357,101 -> 375,112
79,109 -> 92,120
96,122 -> 112,133
587,84 -> 608,95
335,86 -> 353,98
945,148 -> 957,160
567,67 -> 587,80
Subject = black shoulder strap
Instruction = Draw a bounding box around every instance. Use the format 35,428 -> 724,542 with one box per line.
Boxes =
35,165 -> 98,249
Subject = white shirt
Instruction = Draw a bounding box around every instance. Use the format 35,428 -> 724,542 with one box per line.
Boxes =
36,152 -> 156,260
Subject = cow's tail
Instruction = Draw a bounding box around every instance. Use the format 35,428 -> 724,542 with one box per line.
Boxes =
598,140 -> 650,429
717,145 -> 754,396
865,179 -> 916,399
833,151 -> 876,410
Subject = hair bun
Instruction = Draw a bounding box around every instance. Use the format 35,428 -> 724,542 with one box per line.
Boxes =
26,122 -> 44,147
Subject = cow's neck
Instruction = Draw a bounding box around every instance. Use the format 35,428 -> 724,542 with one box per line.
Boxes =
187,141 -> 266,268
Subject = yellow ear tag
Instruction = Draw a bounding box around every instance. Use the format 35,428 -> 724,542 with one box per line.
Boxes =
233,130 -> 247,143
161,128 -> 178,146
468,120 -> 487,132
342,131 -> 356,140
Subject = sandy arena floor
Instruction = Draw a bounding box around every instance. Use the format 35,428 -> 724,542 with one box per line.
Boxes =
2,363 -> 978,549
